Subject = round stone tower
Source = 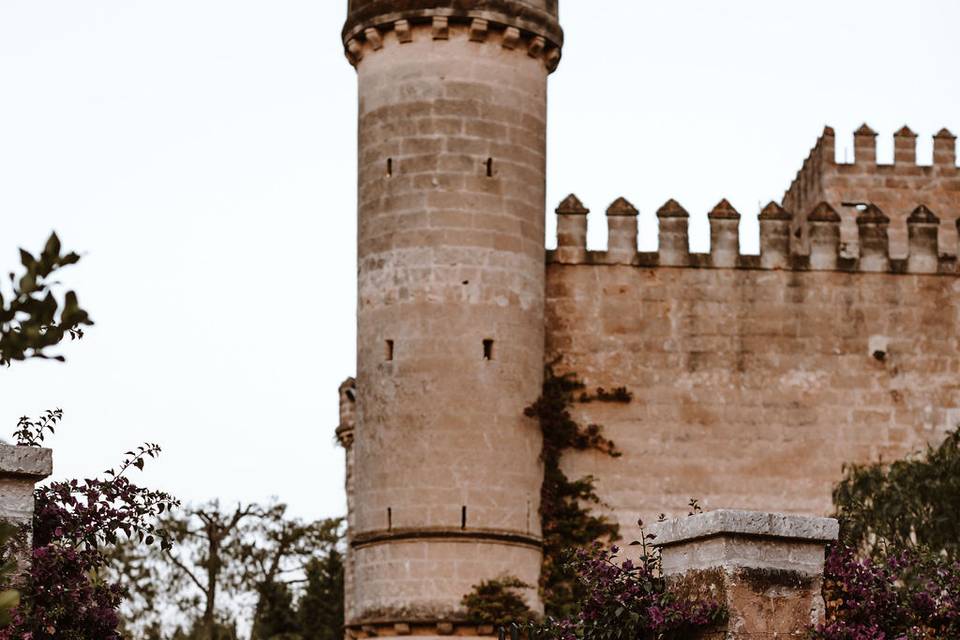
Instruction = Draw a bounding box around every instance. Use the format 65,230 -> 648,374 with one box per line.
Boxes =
342,0 -> 563,634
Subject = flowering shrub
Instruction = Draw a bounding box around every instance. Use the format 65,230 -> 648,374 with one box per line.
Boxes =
813,545 -> 960,640
0,439 -> 178,640
541,534 -> 725,640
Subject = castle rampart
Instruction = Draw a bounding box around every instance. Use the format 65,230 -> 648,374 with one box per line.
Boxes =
784,126 -> 960,259
545,196 -> 960,538
338,1 -> 960,633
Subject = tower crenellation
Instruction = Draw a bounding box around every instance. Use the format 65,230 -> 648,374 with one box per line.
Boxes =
784,124 -> 960,259
546,196 -> 960,276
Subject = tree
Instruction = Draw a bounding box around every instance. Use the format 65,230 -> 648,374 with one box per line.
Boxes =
251,579 -> 299,640
160,501 -> 261,640
0,232 -> 92,365
833,427 -> 960,560
297,550 -> 345,640
116,502 -> 345,640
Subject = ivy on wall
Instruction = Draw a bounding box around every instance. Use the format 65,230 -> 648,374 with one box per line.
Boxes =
526,365 -> 629,619
463,365 -> 630,624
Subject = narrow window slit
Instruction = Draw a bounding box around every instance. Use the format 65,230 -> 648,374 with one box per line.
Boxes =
385,340 -> 394,362
461,506 -> 467,530
486,158 -> 494,177
387,158 -> 393,177
483,339 -> 494,361
387,507 -> 393,531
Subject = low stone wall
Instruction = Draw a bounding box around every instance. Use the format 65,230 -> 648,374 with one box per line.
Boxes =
0,444 -> 52,579
648,510 -> 839,639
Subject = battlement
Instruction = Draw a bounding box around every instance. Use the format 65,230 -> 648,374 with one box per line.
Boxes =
550,195 -> 960,275
784,125 -> 959,259
342,3 -> 562,72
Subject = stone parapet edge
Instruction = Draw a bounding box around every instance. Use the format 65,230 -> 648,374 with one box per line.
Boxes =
647,509 -> 839,548
0,444 -> 53,480
343,16 -> 562,73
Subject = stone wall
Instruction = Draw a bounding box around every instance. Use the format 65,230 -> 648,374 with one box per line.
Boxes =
0,444 -> 52,578
545,197 -> 960,539
783,126 -> 959,258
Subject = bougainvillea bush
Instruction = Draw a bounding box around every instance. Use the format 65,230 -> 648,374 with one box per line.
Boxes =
813,545 -> 960,640
0,419 -> 177,640
541,535 -> 725,640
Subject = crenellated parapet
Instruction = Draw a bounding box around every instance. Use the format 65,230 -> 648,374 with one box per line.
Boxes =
783,125 -> 960,259
342,0 -> 563,72
550,195 -> 960,276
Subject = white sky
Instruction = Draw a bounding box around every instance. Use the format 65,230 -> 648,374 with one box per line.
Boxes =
1,1 -> 958,520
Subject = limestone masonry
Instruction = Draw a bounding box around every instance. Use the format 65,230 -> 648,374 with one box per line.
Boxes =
335,0 -> 960,635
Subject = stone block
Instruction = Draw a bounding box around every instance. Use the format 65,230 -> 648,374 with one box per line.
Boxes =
649,511 -> 838,639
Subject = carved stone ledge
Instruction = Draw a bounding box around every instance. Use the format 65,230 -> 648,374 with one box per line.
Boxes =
344,19 -> 562,73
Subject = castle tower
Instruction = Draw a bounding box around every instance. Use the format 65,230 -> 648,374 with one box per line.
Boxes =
341,1 -> 563,633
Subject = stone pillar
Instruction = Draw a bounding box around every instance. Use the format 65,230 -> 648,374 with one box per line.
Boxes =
758,202 -> 791,270
708,199 -> 741,269
656,199 -> 690,267
606,197 -> 639,264
555,194 -> 589,264
0,444 -> 53,577
857,204 -> 891,273
648,510 -> 839,640
807,202 -> 841,271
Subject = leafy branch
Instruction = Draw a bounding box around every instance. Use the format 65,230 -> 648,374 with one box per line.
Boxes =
0,232 -> 92,366
12,409 -> 63,447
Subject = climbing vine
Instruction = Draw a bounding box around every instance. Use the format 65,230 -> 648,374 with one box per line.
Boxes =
461,364 -> 631,624
525,364 -> 630,620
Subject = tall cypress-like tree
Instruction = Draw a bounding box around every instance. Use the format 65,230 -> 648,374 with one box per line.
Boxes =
251,580 -> 299,640
297,551 -> 344,640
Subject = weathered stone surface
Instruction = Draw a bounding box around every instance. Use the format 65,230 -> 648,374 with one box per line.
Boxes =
546,264 -> 960,528
784,126 -> 960,258
0,443 -> 52,480
648,510 -> 839,548
347,14 -> 549,627
653,511 -> 834,639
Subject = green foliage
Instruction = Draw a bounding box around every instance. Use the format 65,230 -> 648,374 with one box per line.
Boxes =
297,551 -> 345,640
523,365 -> 626,619
12,409 -> 63,448
461,576 -> 534,626
0,232 -> 92,366
251,581 -> 299,640
114,505 -> 345,640
833,427 -> 960,559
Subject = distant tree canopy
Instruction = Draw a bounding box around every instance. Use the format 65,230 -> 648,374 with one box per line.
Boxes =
0,232 -> 92,366
114,501 -> 345,640
833,427 -> 960,560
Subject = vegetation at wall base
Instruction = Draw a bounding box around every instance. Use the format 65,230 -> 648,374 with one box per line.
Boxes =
539,534 -> 725,640
814,545 -> 960,640
462,576 -> 535,626
525,365 -> 626,620
833,427 -> 960,560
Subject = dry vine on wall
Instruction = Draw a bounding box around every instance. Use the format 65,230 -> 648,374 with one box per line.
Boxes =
462,363 -> 632,623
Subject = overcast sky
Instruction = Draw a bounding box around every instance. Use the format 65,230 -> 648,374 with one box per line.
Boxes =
1,1 -> 958,520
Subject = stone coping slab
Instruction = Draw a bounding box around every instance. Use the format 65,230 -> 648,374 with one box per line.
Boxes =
0,444 -> 53,479
647,510 -> 839,547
